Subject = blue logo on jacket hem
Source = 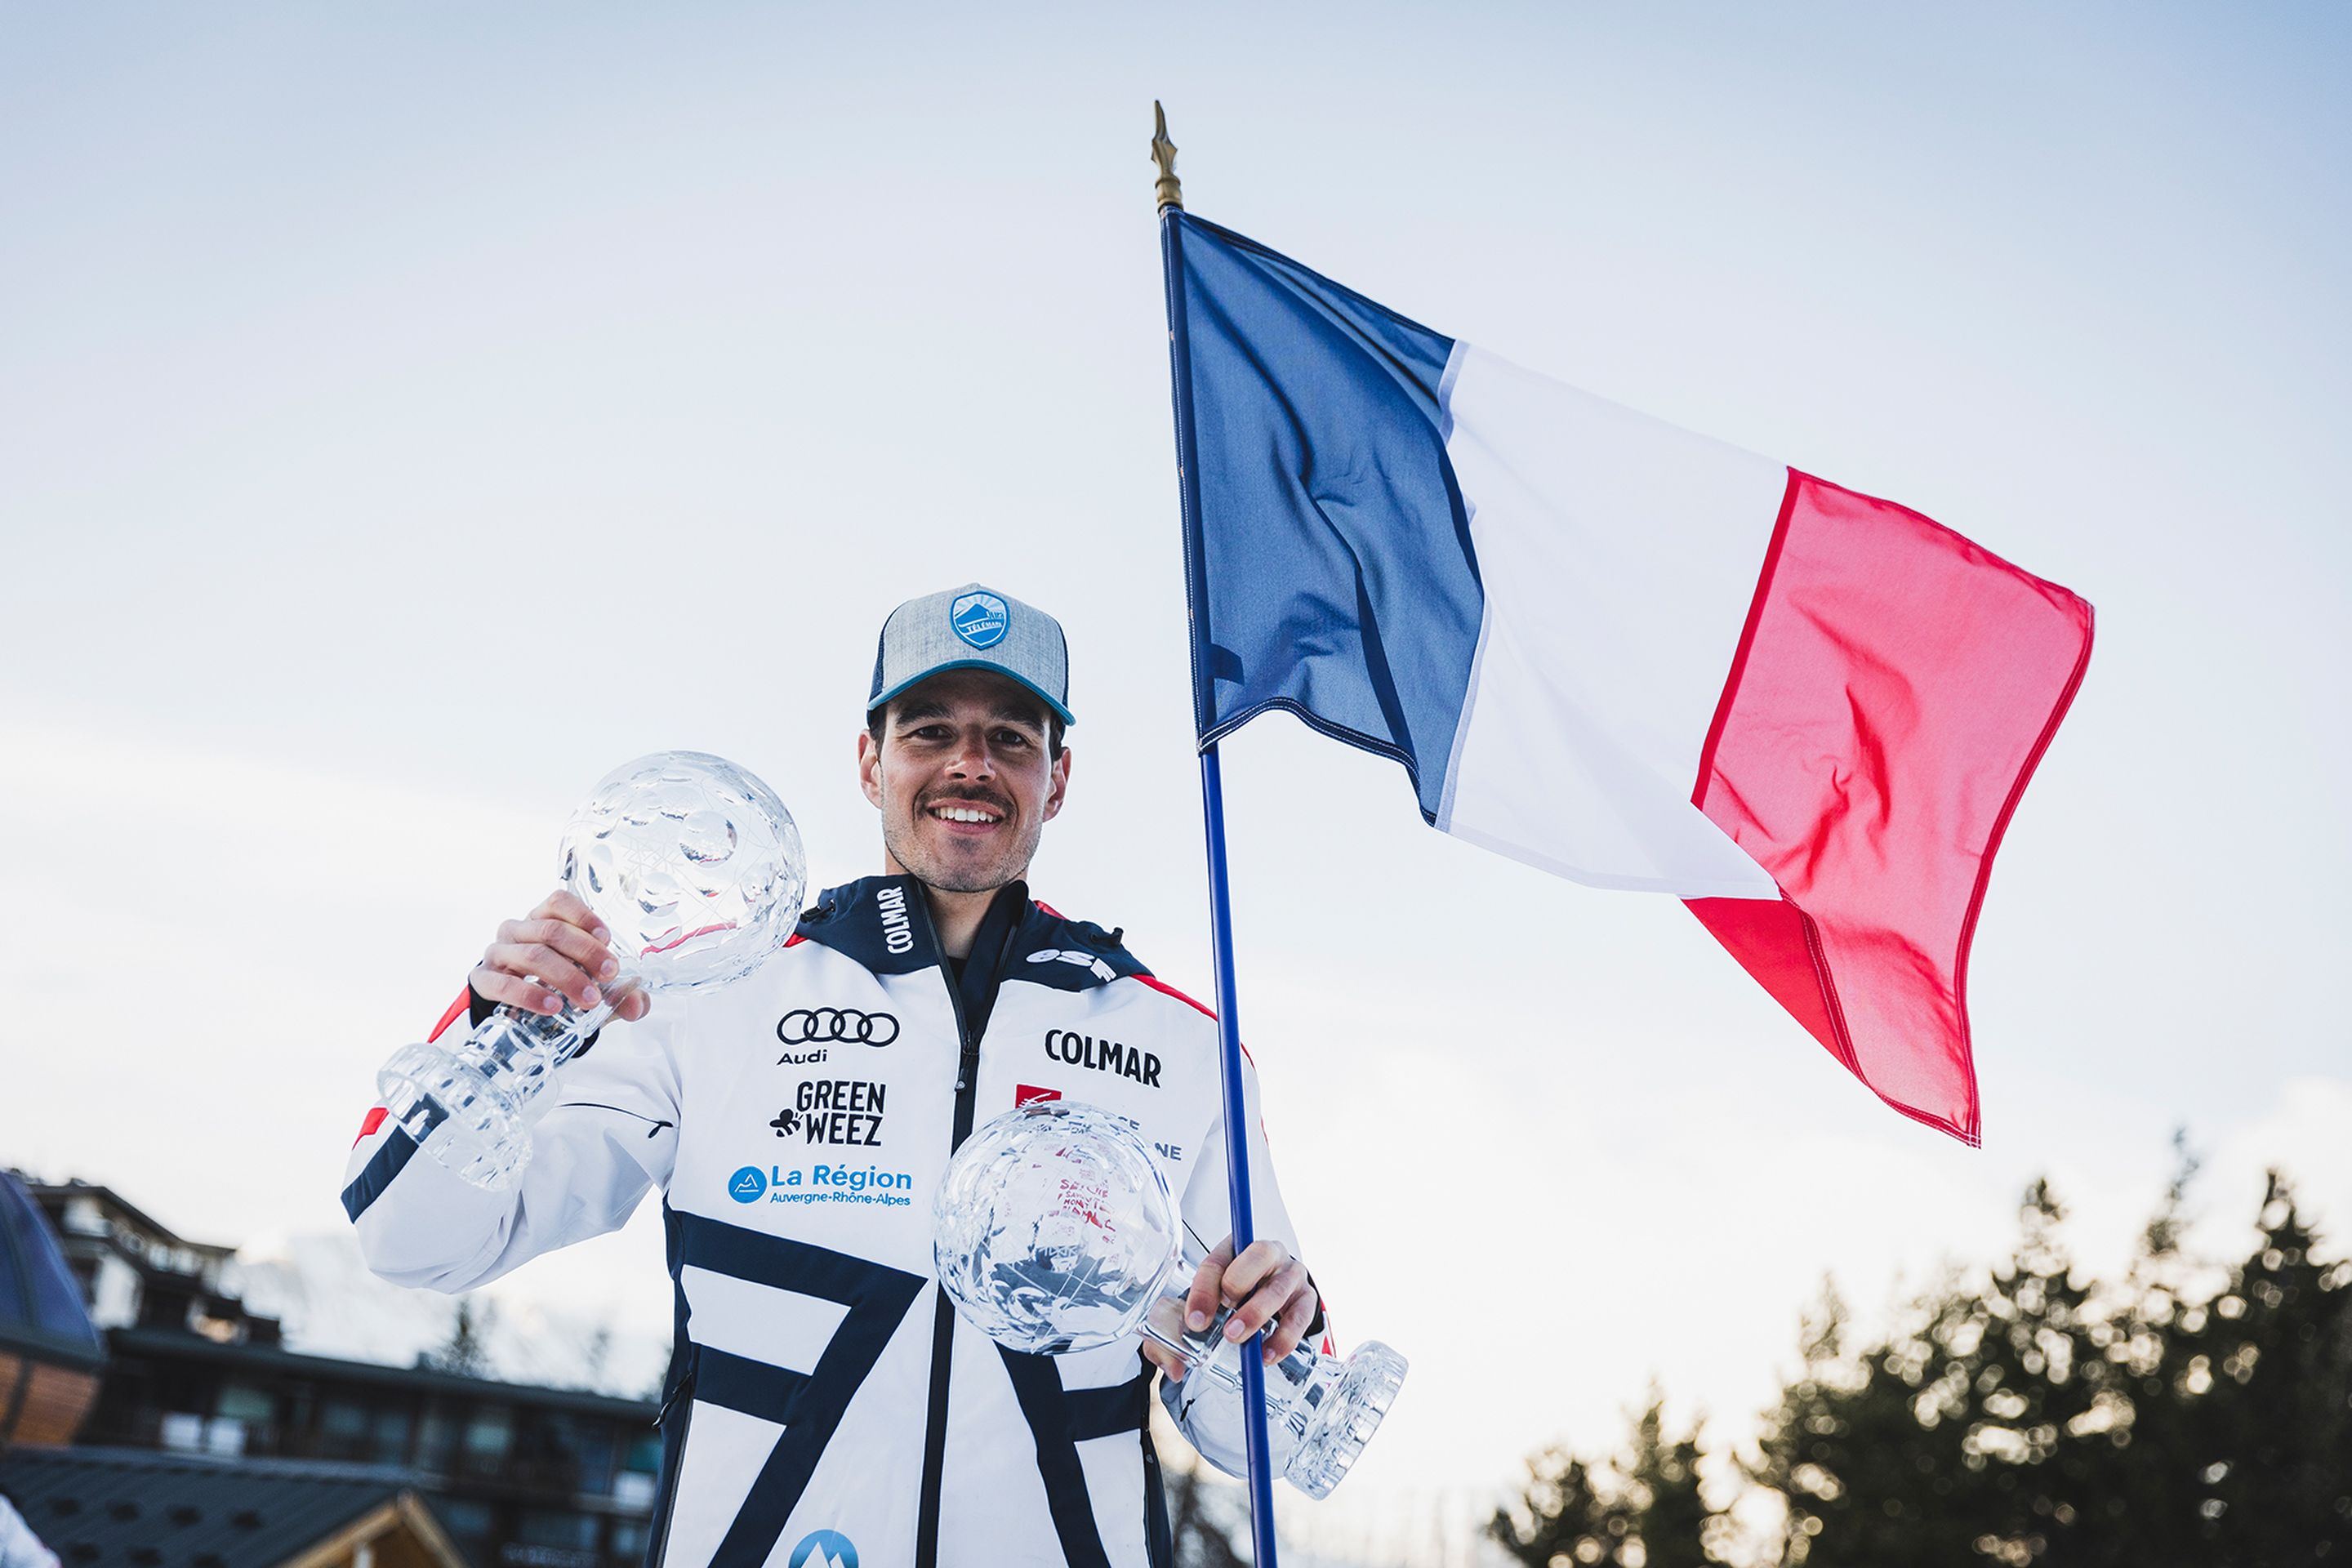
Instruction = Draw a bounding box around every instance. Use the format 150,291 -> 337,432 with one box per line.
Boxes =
950,592 -> 1009,649
728,1165 -> 768,1203
788,1530 -> 857,1568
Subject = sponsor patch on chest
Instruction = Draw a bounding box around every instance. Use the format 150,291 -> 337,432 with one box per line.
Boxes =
770,1079 -> 889,1146
1042,1027 -> 1160,1087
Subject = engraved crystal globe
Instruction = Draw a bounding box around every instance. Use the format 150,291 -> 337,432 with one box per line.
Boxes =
932,1100 -> 1181,1356
376,751 -> 804,1190
933,1101 -> 1406,1499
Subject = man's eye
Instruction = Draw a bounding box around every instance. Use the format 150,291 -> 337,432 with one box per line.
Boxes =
994,731 -> 1031,748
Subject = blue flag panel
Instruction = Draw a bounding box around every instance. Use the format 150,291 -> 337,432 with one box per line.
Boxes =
1168,213 -> 1485,821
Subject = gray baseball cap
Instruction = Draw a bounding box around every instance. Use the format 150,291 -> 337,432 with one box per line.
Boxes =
867,583 -> 1075,727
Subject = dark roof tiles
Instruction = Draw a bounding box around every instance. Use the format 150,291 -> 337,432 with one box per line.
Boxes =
0,1447 -> 443,1568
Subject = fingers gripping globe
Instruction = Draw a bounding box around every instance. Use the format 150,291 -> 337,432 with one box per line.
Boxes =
376,751 -> 804,1190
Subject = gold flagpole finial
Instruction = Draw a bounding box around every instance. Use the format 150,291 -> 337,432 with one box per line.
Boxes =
1152,100 -> 1183,212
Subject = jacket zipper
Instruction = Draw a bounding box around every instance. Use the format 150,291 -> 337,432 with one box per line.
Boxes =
913,890 -> 984,1568
645,1388 -> 695,1568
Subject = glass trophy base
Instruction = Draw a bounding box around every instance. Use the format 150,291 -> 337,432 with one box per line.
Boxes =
1158,1298 -> 1409,1499
376,1005 -> 597,1191
1286,1339 -> 1409,1499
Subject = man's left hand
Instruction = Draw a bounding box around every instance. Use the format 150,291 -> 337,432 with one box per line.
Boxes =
1142,1236 -> 1316,1381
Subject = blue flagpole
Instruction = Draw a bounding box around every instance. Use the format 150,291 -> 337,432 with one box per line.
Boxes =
1196,744 -> 1282,1565
1156,105 -> 1284,1566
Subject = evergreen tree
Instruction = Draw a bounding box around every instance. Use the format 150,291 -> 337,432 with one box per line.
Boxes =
1503,1144 -> 2352,1566
2177,1172 -> 2352,1564
1943,1178 -> 2105,1561
1491,1391 -> 1715,1566
1752,1178 -> 2185,1563
421,1297 -> 497,1378
1745,1157 -> 2351,1565
1490,1443 -> 1637,1567
1165,1462 -> 1250,1568
1625,1391 -> 1714,1568
1746,1281 -> 1979,1566
2064,1134 -> 2208,1558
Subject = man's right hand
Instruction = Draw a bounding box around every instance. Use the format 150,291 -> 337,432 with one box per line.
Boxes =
470,890 -> 652,1022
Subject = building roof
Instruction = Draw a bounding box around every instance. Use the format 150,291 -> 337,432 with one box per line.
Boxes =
0,1174 -> 103,1370
0,1447 -> 460,1568
105,1330 -> 659,1423
16,1182 -> 234,1264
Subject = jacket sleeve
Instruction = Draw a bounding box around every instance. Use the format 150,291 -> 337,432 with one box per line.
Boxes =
340,993 -> 683,1294
0,1494 -> 60,1568
1177,1049 -> 1305,1275
1163,1048 -> 1336,1479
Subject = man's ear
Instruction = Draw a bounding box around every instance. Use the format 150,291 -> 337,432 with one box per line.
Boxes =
1040,746 -> 1071,823
857,728 -> 885,809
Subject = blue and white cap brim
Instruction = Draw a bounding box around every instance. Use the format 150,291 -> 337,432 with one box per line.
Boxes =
868,583 -> 1075,726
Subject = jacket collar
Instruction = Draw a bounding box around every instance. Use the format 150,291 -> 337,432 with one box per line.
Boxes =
794,875 -> 1142,992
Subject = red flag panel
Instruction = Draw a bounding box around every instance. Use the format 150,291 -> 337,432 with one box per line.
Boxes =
1687,471 -> 2094,1145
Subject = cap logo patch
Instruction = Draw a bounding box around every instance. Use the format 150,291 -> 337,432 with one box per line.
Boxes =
950,591 -> 1009,650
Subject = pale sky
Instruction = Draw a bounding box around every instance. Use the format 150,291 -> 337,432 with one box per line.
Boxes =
2,4 -> 2347,1560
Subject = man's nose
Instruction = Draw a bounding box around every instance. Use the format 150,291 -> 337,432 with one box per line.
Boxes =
945,729 -> 995,777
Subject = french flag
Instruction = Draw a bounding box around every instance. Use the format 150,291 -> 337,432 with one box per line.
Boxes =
1166,213 -> 2093,1145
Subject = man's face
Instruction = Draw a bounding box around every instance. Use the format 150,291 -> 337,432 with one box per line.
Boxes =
858,669 -> 1071,895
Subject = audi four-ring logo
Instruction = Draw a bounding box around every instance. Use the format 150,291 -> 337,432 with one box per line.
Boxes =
777,1009 -> 900,1047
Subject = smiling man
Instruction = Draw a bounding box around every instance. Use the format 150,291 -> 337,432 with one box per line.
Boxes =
342,583 -> 1325,1568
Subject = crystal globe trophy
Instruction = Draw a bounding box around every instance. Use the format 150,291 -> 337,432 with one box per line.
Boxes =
376,751 -> 804,1191
933,1101 -> 1406,1499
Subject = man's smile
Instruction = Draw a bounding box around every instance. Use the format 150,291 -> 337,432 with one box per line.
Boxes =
924,796 -> 1009,833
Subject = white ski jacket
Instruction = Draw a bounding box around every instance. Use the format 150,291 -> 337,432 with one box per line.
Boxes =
342,875 -> 1320,1568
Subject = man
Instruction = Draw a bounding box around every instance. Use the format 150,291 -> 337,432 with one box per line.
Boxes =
342,584 -> 1323,1568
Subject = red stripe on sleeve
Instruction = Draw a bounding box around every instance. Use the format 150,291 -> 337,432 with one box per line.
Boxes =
353,1107 -> 388,1147
427,987 -> 471,1044
1129,975 -> 1254,1065
1133,973 -> 1213,1018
